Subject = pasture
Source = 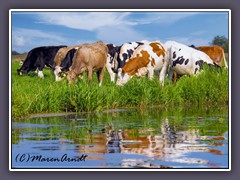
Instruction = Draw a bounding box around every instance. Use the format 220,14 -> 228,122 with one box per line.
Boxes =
11,59 -> 229,120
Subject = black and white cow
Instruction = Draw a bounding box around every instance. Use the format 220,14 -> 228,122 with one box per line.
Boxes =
54,48 -> 78,81
164,41 -> 215,82
61,48 -> 78,72
17,45 -> 66,78
106,40 -> 148,82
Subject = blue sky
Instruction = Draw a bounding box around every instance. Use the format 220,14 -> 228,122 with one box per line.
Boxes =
11,10 -> 229,53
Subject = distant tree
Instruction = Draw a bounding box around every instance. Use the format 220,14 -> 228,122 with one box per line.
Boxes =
211,35 -> 228,53
12,50 -> 20,55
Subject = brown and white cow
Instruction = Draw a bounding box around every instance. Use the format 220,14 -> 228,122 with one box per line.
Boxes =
197,45 -> 228,69
66,41 -> 108,86
116,41 -> 168,86
53,45 -> 81,81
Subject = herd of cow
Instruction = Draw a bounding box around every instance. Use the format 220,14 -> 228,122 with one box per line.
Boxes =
17,40 -> 228,86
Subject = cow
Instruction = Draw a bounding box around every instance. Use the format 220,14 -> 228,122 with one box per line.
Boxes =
115,41 -> 148,71
66,41 -> 108,86
17,45 -> 66,78
53,45 -> 81,81
106,40 -> 149,82
60,48 -> 78,73
164,41 -> 215,82
197,45 -> 228,69
116,41 -> 168,86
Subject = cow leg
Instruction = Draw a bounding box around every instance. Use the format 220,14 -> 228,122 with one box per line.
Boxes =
38,70 -> 44,78
87,67 -> 93,84
54,66 -> 63,81
97,67 -> 105,87
108,69 -> 115,82
222,51 -> 228,69
37,67 -> 44,78
159,61 -> 169,86
168,69 -> 174,84
147,66 -> 154,80
106,56 -> 116,82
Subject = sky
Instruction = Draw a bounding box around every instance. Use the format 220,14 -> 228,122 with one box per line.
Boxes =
11,10 -> 229,53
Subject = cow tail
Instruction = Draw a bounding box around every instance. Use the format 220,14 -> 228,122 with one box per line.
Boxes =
222,49 -> 228,69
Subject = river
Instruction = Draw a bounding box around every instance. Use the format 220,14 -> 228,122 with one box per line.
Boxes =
11,106 -> 229,169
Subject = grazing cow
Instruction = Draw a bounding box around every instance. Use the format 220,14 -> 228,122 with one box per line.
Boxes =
197,45 -> 228,68
116,41 -> 147,71
60,48 -> 78,73
67,41 -> 108,86
106,40 -> 148,82
53,45 -> 81,81
116,41 -> 168,86
17,45 -> 66,78
164,41 -> 215,82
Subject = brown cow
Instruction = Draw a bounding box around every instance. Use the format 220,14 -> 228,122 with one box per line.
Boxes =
67,41 -> 108,86
197,45 -> 228,69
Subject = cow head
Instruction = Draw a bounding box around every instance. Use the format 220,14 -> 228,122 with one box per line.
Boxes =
66,69 -> 78,84
116,68 -> 132,86
58,71 -> 67,78
17,69 -> 27,76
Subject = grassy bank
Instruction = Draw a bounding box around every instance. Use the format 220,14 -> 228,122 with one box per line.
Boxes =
11,61 -> 229,120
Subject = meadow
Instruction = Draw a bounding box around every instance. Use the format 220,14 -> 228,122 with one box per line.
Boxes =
11,61 -> 229,120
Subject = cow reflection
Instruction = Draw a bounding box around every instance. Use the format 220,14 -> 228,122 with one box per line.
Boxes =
75,119 -> 225,162
75,122 -> 186,158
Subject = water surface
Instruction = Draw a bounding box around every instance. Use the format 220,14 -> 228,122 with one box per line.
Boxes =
11,107 -> 229,169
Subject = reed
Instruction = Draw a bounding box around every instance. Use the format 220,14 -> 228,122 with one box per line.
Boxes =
11,62 -> 229,120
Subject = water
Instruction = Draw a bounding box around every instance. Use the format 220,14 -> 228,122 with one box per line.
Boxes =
11,107 -> 229,169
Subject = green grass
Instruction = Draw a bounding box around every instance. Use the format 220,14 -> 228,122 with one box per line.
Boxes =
11,61 -> 229,120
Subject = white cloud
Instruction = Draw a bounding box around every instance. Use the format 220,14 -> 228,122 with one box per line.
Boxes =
35,12 -> 199,30
36,12 -> 132,31
13,27 -> 67,43
12,27 -> 68,52
12,12 -> 201,52
34,12 -> 199,45
96,26 -> 149,45
13,35 -> 25,46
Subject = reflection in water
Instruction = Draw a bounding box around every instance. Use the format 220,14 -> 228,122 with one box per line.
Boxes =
74,119 -> 227,168
12,107 -> 229,168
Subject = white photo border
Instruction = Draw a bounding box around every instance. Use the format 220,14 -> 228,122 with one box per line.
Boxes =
9,9 -> 231,171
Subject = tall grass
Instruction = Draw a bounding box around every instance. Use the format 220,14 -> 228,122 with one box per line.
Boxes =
11,62 -> 229,120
